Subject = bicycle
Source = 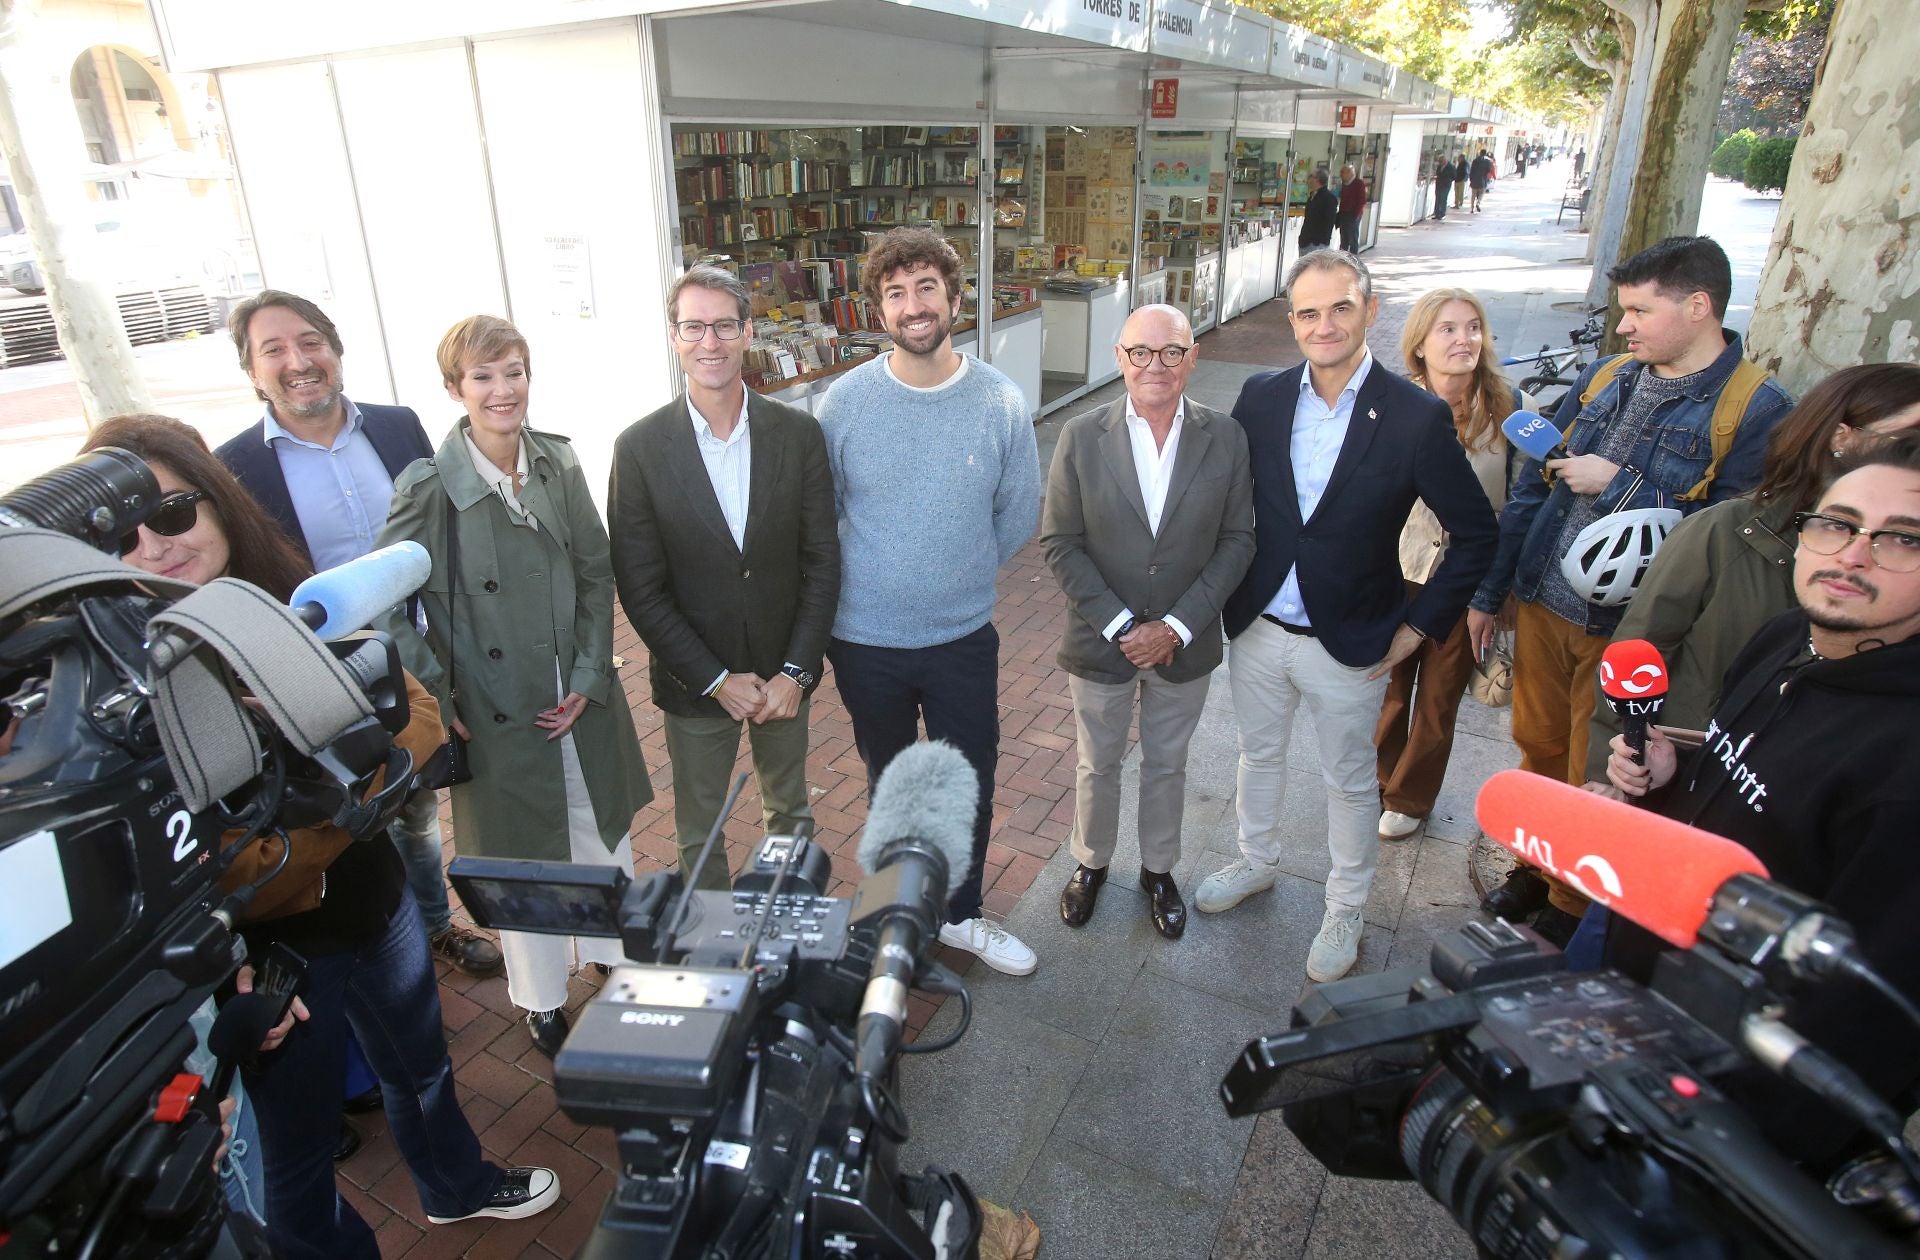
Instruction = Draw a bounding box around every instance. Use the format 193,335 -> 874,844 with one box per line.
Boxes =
1501,305 -> 1609,411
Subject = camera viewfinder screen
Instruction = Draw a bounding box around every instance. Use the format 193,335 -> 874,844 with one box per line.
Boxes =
455,872 -> 625,937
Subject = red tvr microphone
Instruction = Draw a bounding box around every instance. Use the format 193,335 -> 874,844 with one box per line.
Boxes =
1474,769 -> 1767,949
1599,638 -> 1669,766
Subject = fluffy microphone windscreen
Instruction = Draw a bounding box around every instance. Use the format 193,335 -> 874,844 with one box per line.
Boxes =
856,740 -> 978,885
1500,410 -> 1563,463
1599,638 -> 1671,702
1474,769 -> 1767,949
288,541 -> 431,640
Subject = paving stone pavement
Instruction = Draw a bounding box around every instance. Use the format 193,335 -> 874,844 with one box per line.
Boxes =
295,162 -> 1790,1255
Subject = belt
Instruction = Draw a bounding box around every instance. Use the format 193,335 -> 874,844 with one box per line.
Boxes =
1260,613 -> 1316,637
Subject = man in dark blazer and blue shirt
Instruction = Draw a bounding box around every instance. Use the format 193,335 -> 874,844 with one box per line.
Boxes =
608,266 -> 840,891
1195,250 -> 1497,983
215,291 -> 501,979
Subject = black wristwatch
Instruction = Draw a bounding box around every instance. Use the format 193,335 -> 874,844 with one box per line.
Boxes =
781,663 -> 815,690
1113,617 -> 1137,641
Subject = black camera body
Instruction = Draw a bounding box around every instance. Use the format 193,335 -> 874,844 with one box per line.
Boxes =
1222,918 -> 1914,1259
452,834 -> 982,1260
2,451 -> 413,1259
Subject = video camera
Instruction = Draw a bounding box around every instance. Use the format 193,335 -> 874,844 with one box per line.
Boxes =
0,450 -> 417,1259
449,741 -> 986,1259
1220,771 -> 1920,1259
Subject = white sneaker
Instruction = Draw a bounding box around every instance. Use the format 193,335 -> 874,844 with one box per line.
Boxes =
425,1167 -> 559,1223
1378,810 -> 1424,840
1306,908 -> 1363,983
939,917 -> 1037,976
1194,860 -> 1279,914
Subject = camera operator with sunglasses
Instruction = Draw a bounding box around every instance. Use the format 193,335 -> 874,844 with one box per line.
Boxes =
80,415 -> 561,1259
1605,431 -> 1920,1171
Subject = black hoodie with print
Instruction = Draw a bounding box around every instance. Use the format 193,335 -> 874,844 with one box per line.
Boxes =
1616,607 -> 1920,1167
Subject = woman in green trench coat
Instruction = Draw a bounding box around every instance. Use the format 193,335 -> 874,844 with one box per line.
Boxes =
377,315 -> 652,1055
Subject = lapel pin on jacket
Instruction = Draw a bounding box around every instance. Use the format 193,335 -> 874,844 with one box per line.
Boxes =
1368,408 -> 1378,420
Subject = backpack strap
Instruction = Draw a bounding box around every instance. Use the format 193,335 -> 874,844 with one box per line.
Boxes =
1679,358 -> 1771,503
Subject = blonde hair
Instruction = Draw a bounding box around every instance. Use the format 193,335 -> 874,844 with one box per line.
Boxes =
1400,287 -> 1514,453
436,314 -> 531,387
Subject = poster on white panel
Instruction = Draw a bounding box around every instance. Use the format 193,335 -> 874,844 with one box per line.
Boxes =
543,233 -> 596,319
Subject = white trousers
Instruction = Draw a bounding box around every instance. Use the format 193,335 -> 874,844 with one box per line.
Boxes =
1230,618 -> 1388,913
498,719 -> 633,1014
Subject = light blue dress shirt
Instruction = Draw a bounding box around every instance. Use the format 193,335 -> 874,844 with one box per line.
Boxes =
1263,349 -> 1375,626
262,399 -> 395,572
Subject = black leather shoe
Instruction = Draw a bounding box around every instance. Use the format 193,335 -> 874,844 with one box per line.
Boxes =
1481,867 -> 1550,920
525,1007 -> 571,1059
1059,865 -> 1107,927
1531,905 -> 1583,949
1140,868 -> 1186,940
342,1085 -> 383,1115
333,1118 -> 362,1164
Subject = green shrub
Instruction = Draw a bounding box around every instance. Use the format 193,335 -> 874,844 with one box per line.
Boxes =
1709,129 -> 1759,181
1743,136 -> 1797,194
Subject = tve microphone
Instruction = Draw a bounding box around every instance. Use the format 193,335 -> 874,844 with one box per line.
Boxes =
1599,638 -> 1670,765
850,741 -> 979,1081
1474,768 -> 1767,949
1501,409 -> 1569,464
288,541 -> 431,640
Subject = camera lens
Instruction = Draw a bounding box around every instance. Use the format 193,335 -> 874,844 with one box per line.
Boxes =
0,447 -> 160,552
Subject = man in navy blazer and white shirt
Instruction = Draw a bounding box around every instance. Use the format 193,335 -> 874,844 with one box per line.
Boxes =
1196,250 -> 1497,983
216,290 -> 501,979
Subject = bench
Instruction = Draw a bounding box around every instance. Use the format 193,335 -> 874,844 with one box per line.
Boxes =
1558,179 -> 1591,226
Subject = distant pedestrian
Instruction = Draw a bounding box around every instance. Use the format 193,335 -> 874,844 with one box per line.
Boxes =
1452,154 -> 1468,209
1516,148 -> 1528,179
1431,155 -> 1451,222
1469,150 -> 1492,213
1336,163 -> 1367,253
1574,147 -> 1587,179
1298,169 -> 1338,251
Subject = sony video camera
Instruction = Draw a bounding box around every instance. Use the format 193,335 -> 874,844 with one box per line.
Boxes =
1220,773 -> 1920,1259
0,450 -> 416,1259
449,741 -> 986,1259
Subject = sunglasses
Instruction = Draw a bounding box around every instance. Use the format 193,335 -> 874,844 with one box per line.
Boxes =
119,490 -> 209,555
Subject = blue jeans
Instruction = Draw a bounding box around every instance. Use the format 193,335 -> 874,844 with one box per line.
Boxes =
242,890 -> 499,1260
390,787 -> 451,937
828,623 -> 998,923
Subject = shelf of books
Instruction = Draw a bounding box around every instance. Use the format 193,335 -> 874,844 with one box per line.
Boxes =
671,123 -> 991,395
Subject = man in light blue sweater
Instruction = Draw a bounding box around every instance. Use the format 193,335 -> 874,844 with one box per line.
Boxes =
817,228 -> 1043,975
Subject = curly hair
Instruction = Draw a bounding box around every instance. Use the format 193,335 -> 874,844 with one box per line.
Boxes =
859,227 -> 962,311
81,414 -> 313,601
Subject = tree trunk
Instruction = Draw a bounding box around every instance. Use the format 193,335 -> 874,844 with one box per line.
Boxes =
1747,0 -> 1920,392
1585,69 -> 1631,263
0,3 -> 154,425
1585,0 -> 1658,305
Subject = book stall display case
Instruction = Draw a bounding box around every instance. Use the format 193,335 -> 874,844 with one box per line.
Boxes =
670,122 -> 1044,415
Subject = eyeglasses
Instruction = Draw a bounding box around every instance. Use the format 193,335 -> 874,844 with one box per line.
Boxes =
119,490 -> 207,555
672,319 -> 746,342
1121,344 -> 1191,368
1793,511 -> 1920,573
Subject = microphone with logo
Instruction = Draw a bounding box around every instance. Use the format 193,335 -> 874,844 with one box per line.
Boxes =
1598,637 -> 1669,766
850,741 -> 978,1090
1500,409 -> 1570,465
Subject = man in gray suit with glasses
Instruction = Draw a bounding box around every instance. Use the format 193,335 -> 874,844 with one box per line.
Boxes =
1041,304 -> 1255,939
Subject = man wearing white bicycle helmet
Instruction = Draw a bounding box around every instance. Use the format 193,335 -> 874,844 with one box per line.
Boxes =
1467,236 -> 1794,942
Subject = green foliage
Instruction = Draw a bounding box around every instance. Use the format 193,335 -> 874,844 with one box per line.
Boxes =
1252,0 -> 1472,85
1710,129 -> 1759,180
1742,135 -> 1796,194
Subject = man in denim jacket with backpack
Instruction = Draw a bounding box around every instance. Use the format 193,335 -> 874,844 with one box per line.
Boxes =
1467,236 -> 1794,938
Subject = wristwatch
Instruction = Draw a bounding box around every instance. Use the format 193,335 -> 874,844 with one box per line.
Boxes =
1113,616 -> 1138,641
781,663 -> 815,689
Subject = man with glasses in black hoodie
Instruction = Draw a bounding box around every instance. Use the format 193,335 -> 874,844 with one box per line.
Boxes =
1606,431 -> 1920,1170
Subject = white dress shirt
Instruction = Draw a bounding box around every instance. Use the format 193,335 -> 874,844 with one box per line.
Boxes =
1264,349 -> 1374,626
689,391 -> 753,696
1100,396 -> 1194,648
